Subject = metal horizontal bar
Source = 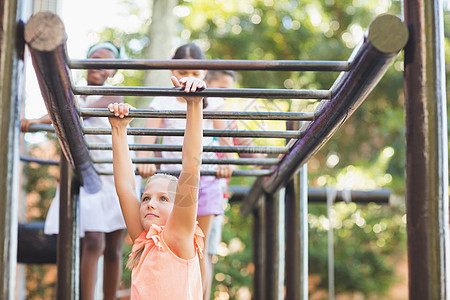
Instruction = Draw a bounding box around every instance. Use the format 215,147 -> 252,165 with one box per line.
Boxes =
80,108 -> 316,121
88,143 -> 289,154
229,186 -> 390,204
97,169 -> 273,177
83,127 -> 305,139
73,86 -> 331,100
307,187 -> 390,204
25,122 -> 302,140
19,155 -> 273,176
24,123 -> 55,133
20,155 -> 59,166
69,59 -> 351,72
93,157 -> 279,166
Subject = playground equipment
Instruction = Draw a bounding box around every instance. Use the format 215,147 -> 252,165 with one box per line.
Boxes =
0,1 -> 448,299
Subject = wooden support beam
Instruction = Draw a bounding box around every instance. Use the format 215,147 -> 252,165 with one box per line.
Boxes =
264,190 -> 285,300
24,12 -> 101,193
285,166 -> 308,300
404,0 -> 450,298
56,154 -> 80,300
0,0 -> 22,298
17,222 -> 57,264
252,197 -> 267,300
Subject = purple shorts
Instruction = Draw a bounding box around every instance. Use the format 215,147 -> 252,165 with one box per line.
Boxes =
197,176 -> 224,216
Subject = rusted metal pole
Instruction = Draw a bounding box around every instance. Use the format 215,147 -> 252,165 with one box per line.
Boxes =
89,143 -> 290,154
70,58 -> 351,72
80,108 -> 316,121
242,14 -> 409,212
263,190 -> 285,300
74,85 -> 331,100
98,169 -> 272,177
264,193 -> 276,300
242,186 -> 390,206
57,154 -> 80,300
308,187 -> 390,204
285,166 -> 308,300
24,11 -> 101,193
84,127 -> 304,139
242,187 -> 390,215
404,0 -> 450,298
0,0 -> 22,298
96,157 -> 279,166
26,123 -> 306,139
252,196 -> 267,300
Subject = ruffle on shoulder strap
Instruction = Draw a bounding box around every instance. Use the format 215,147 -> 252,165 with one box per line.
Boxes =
146,224 -> 164,250
194,224 -> 205,259
130,224 -> 165,258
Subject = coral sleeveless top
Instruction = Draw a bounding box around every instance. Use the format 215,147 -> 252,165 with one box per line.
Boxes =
130,224 -> 204,300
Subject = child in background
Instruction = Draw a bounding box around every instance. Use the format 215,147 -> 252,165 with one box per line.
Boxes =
205,70 -> 268,159
108,75 -> 206,299
204,70 -> 267,298
21,42 -> 138,300
136,43 -> 235,299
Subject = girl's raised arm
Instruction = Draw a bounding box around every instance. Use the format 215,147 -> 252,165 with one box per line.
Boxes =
165,76 -> 204,254
108,103 -> 144,241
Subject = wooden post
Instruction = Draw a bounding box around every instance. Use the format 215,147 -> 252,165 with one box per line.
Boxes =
23,12 -> 102,193
286,166 -> 308,300
56,154 -> 80,300
0,0 -> 23,298
404,0 -> 450,298
252,197 -> 267,300
264,190 -> 285,300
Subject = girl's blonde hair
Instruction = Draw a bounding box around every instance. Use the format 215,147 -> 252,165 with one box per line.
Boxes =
146,173 -> 178,187
126,173 -> 179,269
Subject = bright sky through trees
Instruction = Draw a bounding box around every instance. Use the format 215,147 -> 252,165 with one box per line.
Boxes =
23,0 -> 133,135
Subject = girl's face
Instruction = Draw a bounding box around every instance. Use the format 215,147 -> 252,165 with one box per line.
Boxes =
139,177 -> 175,230
86,48 -> 117,86
171,69 -> 206,82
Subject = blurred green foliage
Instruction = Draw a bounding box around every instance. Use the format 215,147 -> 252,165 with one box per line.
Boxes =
309,202 -> 406,296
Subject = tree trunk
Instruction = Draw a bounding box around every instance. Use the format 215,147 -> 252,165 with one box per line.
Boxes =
144,0 -> 177,88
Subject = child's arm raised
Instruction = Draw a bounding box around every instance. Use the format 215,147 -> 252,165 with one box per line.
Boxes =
108,103 -> 144,241
165,76 -> 205,258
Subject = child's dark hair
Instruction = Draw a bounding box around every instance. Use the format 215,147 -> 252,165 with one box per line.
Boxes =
205,70 -> 237,84
172,43 -> 206,60
173,43 -> 208,109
